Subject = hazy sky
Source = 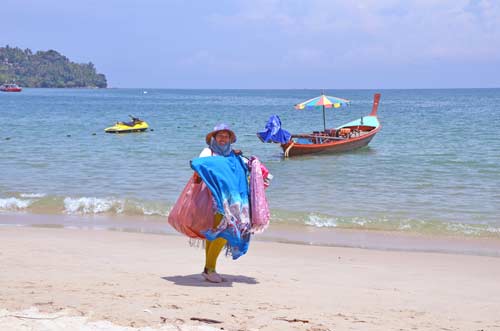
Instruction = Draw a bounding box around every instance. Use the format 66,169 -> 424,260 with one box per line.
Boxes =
2,0 -> 499,88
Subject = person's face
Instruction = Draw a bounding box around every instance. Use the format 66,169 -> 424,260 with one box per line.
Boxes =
215,130 -> 231,146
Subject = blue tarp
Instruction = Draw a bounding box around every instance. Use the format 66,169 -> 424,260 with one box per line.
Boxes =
257,115 -> 291,144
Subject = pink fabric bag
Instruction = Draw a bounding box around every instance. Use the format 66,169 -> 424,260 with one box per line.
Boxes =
168,176 -> 215,239
249,157 -> 271,234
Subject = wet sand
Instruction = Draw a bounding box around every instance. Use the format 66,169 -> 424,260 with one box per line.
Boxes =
2,212 -> 500,257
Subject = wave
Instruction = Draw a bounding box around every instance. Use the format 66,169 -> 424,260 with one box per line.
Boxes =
270,209 -> 500,238
0,193 -> 170,217
63,197 -> 170,216
1,193 -> 499,239
64,197 -> 124,214
20,193 -> 46,198
0,197 -> 33,210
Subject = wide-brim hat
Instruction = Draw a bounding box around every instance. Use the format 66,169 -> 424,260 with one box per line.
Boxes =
205,123 -> 237,145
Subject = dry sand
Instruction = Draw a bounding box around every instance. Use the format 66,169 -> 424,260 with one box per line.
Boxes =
1,226 -> 500,331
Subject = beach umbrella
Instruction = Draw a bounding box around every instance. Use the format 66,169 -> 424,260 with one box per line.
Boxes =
294,93 -> 350,132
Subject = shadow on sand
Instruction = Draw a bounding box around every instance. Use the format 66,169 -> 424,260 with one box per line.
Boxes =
162,273 -> 259,287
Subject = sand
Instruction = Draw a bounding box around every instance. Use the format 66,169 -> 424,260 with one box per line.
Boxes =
1,226 -> 500,331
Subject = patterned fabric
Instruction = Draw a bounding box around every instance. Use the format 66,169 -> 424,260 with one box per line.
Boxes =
249,157 -> 271,233
294,94 -> 350,110
190,153 -> 251,259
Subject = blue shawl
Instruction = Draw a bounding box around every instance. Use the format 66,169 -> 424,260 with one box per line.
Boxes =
190,153 -> 251,259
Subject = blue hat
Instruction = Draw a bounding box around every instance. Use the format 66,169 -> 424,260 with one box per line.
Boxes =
205,123 -> 237,144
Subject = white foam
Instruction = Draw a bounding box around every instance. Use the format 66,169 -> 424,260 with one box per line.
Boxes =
398,223 -> 412,230
486,226 -> 500,234
64,197 -> 124,214
446,222 -> 493,236
0,197 -> 32,210
305,215 -> 391,229
20,192 -> 46,198
305,214 -> 338,227
141,205 -> 168,216
350,217 -> 369,226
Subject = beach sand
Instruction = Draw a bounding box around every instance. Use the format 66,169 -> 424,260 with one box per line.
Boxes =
1,226 -> 500,331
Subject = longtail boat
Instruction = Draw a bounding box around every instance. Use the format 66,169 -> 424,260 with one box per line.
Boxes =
281,93 -> 381,157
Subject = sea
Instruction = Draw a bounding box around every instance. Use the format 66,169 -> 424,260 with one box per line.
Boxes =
1,88 -> 500,254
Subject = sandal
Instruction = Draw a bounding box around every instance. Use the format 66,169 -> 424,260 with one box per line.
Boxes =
202,270 -> 223,283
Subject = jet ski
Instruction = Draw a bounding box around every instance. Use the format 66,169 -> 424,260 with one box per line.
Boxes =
105,115 -> 149,133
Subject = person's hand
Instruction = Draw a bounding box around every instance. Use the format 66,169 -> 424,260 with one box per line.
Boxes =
193,172 -> 202,184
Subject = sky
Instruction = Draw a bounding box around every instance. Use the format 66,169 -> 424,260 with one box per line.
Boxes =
2,0 -> 500,89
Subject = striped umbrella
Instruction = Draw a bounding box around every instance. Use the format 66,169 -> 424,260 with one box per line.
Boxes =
294,93 -> 350,132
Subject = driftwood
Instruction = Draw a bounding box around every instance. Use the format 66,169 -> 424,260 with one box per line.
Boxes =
274,317 -> 310,323
3,314 -> 65,320
190,317 -> 223,324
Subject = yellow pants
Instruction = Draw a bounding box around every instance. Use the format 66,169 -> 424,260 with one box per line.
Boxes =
205,213 -> 227,273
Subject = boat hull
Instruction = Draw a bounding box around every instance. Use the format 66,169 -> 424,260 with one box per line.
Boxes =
0,86 -> 22,92
281,127 -> 380,157
104,121 -> 149,133
105,127 -> 148,133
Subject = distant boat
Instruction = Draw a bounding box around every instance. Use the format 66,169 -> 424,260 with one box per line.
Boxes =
281,94 -> 382,157
0,83 -> 22,92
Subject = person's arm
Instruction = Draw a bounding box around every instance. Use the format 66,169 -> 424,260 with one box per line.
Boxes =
199,147 -> 213,158
193,147 -> 212,184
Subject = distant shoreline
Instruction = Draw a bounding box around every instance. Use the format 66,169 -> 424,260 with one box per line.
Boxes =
11,86 -> 500,90
1,46 -> 107,88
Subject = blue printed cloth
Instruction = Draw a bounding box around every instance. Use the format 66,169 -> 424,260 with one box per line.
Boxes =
190,153 -> 251,259
257,115 -> 291,144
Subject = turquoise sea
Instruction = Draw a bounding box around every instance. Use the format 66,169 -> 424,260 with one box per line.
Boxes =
1,88 -> 500,245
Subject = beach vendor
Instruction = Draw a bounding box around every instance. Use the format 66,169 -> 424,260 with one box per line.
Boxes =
196,124 -> 243,283
169,123 -> 270,283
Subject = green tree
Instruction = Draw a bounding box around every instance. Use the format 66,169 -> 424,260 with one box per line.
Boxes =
0,46 -> 107,88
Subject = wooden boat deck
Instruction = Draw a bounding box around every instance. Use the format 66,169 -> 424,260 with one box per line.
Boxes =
291,128 -> 373,144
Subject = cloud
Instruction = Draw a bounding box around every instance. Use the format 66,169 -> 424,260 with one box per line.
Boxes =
207,0 -> 500,65
6,0 -> 497,87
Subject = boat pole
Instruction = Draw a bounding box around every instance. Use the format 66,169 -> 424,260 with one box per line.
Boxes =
322,105 -> 326,132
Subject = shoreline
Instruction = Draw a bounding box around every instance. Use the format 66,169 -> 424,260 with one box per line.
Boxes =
1,226 -> 500,331
2,192 -> 499,240
1,212 -> 500,257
